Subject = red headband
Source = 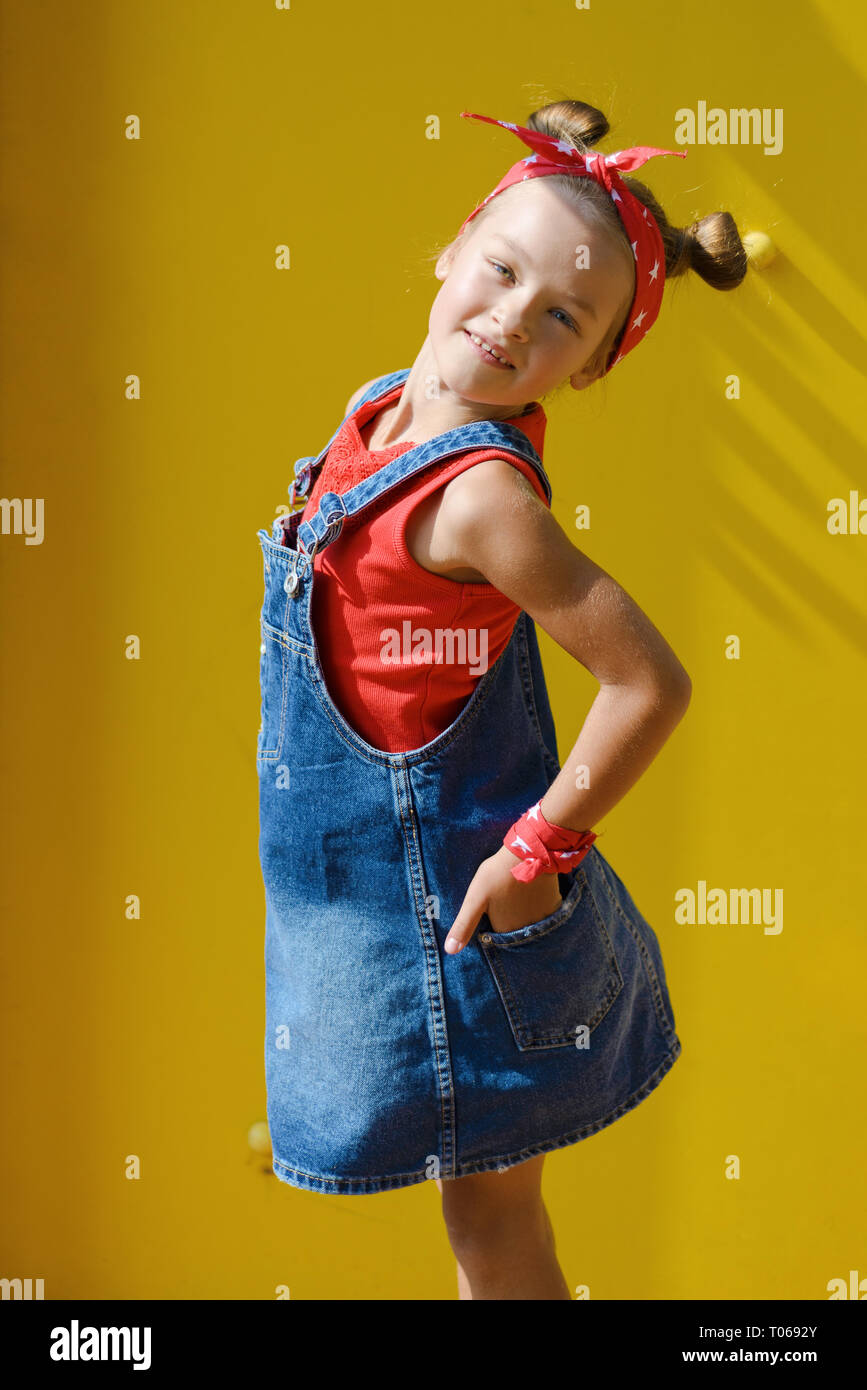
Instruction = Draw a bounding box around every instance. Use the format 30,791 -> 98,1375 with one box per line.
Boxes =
457,112 -> 688,373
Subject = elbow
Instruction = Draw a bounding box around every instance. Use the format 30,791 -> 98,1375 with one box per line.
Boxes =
640,665 -> 692,714
664,668 -> 693,715
605,662 -> 693,712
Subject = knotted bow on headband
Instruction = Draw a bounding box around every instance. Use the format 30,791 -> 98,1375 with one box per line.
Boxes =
458,112 -> 688,373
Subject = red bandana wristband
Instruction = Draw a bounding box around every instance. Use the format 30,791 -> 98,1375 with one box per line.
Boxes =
458,111 -> 687,374
503,800 -> 597,883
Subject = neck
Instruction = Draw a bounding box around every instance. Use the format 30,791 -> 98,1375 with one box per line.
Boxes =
368,338 -> 534,447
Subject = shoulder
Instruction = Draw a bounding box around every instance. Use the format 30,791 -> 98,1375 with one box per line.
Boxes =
441,456 -> 548,520
344,378 -> 379,415
431,457 -> 554,579
432,456 -> 587,610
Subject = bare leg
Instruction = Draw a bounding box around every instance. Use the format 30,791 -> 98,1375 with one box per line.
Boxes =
435,1155 -> 570,1300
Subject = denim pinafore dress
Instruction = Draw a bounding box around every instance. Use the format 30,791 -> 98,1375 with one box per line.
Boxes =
256,368 -> 682,1195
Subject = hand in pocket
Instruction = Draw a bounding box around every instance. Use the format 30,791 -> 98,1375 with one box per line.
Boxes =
443,845 -> 563,953
485,864 -> 563,933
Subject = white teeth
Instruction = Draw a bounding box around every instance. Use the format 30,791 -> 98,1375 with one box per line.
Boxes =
469,332 -> 510,365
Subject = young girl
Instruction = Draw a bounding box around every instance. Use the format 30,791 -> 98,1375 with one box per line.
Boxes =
256,98 -> 747,1300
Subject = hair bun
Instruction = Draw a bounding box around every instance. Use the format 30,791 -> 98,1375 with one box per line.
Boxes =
527,99 -> 609,153
680,212 -> 748,291
527,99 -> 749,295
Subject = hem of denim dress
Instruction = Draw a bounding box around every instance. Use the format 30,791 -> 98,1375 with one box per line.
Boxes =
269,1034 -> 682,1195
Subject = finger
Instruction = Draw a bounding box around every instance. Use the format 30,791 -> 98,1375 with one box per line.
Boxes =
443,900 -> 487,955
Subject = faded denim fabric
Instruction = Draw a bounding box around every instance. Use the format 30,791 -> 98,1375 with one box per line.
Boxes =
256,368 -> 682,1195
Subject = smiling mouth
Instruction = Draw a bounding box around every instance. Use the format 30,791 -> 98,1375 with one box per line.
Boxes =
463,328 -> 515,369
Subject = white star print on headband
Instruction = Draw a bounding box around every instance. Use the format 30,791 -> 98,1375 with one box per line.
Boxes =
458,111 -> 688,373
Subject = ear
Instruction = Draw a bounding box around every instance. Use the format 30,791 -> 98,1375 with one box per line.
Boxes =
568,362 -> 603,392
569,331 -> 619,390
435,241 -> 459,281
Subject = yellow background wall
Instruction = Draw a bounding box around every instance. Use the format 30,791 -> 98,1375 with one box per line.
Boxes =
1,0 -> 865,1299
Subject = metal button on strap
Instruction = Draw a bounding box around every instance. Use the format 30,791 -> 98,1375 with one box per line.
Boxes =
284,569 -> 299,595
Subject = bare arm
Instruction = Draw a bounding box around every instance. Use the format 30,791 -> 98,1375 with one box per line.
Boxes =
432,458 -> 693,833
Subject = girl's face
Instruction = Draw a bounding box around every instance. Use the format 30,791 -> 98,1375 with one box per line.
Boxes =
429,178 -> 635,410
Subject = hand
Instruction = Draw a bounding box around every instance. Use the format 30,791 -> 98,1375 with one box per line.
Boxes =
443,845 -> 563,954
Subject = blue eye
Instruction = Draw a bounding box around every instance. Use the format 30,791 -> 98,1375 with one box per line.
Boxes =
488,261 -> 578,332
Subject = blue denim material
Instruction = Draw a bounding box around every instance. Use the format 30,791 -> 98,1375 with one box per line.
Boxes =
256,369 -> 682,1194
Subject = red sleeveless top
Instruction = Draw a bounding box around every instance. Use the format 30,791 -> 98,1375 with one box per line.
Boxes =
299,384 -> 549,753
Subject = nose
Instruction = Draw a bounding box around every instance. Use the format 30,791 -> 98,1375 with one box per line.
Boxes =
491,299 -> 530,340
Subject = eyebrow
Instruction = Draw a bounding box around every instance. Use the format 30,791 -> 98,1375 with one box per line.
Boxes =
488,232 -> 599,322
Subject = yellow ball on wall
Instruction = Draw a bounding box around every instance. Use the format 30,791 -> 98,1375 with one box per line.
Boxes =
743,231 -> 777,269
247,1121 -> 272,1155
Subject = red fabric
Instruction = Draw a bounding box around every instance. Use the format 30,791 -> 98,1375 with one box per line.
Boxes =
503,799 -> 596,882
458,112 -> 687,373
298,384 -> 549,753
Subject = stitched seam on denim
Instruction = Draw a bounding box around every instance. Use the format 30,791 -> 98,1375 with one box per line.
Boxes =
272,1154 -> 427,1185
596,863 -> 676,1038
269,1041 -> 681,1192
599,866 -> 672,1032
260,363 -> 551,563
300,620 -> 518,769
482,947 -> 622,1048
478,872 -> 624,1049
479,874 -> 584,945
281,568 -> 293,630
398,619 -> 523,770
266,627 -> 314,659
449,1041 -> 681,1175
480,948 -> 620,1048
483,961 -> 621,1047
260,545 -> 532,769
309,434 -> 548,536
290,535 -> 517,766
257,631 -> 288,761
302,659 -> 420,769
260,533 -> 294,630
515,615 -> 559,771
394,761 -> 456,1179
296,434 -> 548,556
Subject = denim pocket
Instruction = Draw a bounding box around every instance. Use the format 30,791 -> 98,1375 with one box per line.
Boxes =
257,623 -> 288,764
477,868 -> 623,1052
